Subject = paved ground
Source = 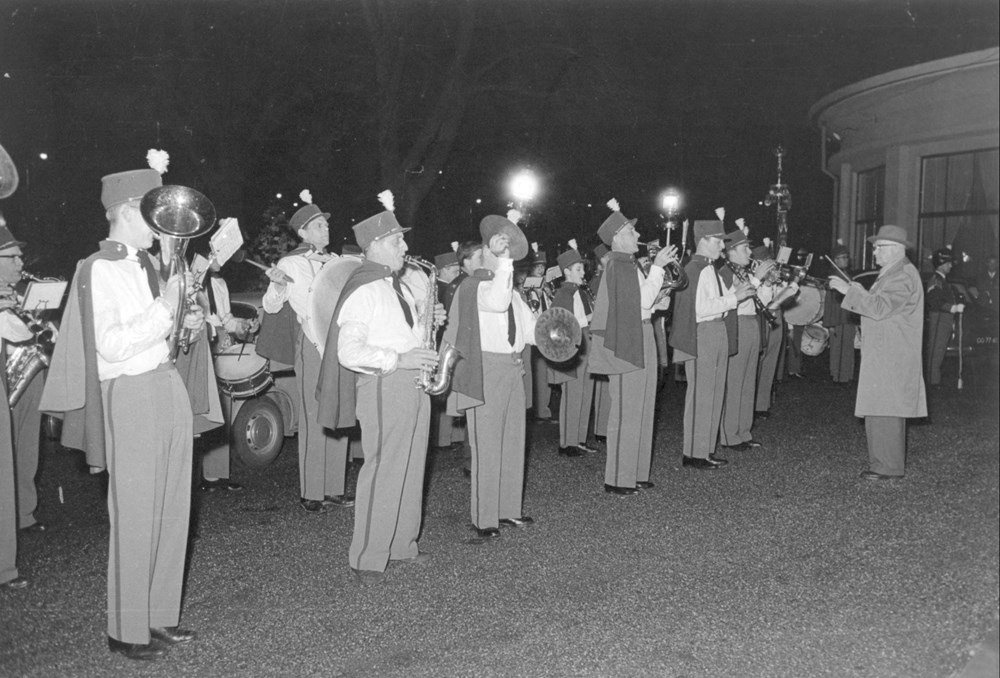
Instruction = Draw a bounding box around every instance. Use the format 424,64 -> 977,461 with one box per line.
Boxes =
1,353 -> 998,678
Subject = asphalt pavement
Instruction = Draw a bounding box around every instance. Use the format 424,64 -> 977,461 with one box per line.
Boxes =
1,353 -> 998,678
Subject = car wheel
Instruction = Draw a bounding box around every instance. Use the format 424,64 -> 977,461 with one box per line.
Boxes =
232,396 -> 284,468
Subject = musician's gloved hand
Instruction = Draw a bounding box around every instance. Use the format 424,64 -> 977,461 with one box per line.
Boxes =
398,347 -> 440,371
489,233 -> 511,259
950,303 -> 965,313
733,280 -> 756,302
652,244 -> 678,269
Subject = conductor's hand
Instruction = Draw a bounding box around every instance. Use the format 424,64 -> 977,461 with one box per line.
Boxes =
489,233 -> 511,259
398,347 -> 440,372
733,280 -> 756,302
652,244 -> 678,269
828,276 -> 850,295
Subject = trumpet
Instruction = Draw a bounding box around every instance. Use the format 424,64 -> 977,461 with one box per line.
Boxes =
725,261 -> 777,326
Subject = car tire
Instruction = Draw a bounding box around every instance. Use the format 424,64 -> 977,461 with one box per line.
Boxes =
232,396 -> 284,468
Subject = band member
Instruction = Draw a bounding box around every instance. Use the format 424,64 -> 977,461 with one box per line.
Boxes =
316,191 -> 442,584
823,243 -> 858,384
718,230 -> 777,451
752,245 -> 783,420
0,220 -> 28,590
260,201 -> 353,513
524,244 -> 555,422
39,160 -> 214,659
443,212 -> 536,538
589,199 -> 675,495
924,248 -> 962,387
0,223 -> 48,533
828,225 -> 926,479
431,246 -> 465,451
549,243 -> 596,457
669,219 -> 754,470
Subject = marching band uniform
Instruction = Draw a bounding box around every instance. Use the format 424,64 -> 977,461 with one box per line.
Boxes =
589,205 -> 664,494
260,204 -> 352,511
718,230 -> 772,450
445,214 -> 536,537
924,248 -> 960,387
549,247 -> 595,456
317,197 -> 431,580
40,166 -> 217,656
670,220 -> 737,469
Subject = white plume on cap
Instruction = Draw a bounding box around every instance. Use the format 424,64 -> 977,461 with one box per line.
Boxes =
451,241 -> 459,252
299,189 -> 313,204
568,238 -> 578,251
607,198 -> 620,213
507,209 -> 522,224
377,190 -> 395,212
714,207 -> 725,222
531,242 -> 539,253
146,149 -> 170,175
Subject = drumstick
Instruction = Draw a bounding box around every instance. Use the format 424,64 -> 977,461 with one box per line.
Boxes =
823,254 -> 852,283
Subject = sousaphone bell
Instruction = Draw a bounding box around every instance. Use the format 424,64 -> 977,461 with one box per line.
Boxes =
140,185 -> 217,359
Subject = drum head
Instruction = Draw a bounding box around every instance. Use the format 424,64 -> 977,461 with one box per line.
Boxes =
784,285 -> 826,326
306,257 -> 363,354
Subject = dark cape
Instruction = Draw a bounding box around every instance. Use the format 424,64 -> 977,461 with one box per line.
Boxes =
38,240 -> 219,470
588,252 -> 643,375
315,260 -> 396,430
443,270 -> 531,417
255,244 -> 313,365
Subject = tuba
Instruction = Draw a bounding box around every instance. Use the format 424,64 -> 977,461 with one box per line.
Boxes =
404,255 -> 459,396
140,185 -> 216,360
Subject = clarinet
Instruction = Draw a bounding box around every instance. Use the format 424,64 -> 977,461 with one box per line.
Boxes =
725,262 -> 777,326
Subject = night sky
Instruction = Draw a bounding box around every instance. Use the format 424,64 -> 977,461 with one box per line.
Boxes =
1,0 -> 997,284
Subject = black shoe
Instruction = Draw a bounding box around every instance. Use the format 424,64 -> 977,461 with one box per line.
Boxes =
200,479 -> 244,492
300,499 -> 330,514
20,522 -> 46,533
682,456 -> 724,470
150,626 -> 196,645
558,446 -> 585,457
476,527 -> 501,539
604,484 -> 639,496
108,636 -> 168,660
636,481 -> 655,490
2,577 -> 28,590
499,516 -> 534,528
323,494 -> 356,507
754,411 -> 770,420
860,470 -> 903,481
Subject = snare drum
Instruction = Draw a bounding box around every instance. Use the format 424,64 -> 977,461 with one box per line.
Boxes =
213,342 -> 273,399
784,285 -> 826,326
800,323 -> 830,357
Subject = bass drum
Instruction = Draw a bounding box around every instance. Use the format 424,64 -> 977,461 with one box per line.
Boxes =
214,342 -> 273,399
800,323 -> 830,357
784,284 -> 826,326
305,257 -> 363,357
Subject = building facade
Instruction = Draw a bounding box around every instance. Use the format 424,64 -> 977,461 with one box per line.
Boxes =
810,48 -> 999,277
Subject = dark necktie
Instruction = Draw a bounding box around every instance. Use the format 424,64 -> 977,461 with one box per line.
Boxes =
507,301 -> 517,346
391,275 -> 415,328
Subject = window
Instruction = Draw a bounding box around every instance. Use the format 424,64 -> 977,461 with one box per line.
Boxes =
855,166 -> 885,270
918,148 -> 999,277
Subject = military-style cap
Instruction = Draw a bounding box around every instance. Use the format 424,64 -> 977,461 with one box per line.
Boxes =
289,204 -> 330,232
100,169 -> 163,210
693,220 -> 726,243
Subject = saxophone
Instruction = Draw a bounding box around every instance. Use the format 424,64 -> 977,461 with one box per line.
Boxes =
6,272 -> 60,407
403,256 -> 459,396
